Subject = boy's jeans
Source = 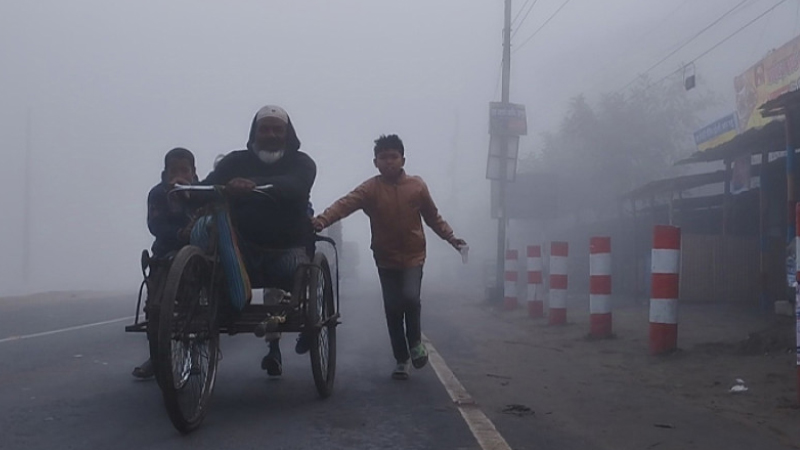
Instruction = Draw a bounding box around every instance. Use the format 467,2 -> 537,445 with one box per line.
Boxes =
377,266 -> 424,363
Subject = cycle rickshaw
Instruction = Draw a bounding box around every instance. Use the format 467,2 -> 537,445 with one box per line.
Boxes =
126,184 -> 339,433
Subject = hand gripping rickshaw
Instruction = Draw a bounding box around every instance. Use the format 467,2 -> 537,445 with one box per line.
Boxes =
125,184 -> 339,433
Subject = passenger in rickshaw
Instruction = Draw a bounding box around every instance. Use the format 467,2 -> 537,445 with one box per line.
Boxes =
199,105 -> 317,377
132,147 -> 199,379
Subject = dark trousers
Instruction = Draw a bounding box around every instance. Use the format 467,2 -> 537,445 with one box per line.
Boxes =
377,266 -> 423,363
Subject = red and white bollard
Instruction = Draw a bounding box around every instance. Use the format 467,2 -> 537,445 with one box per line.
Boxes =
795,204 -> 800,404
589,237 -> 612,338
649,225 -> 680,355
527,245 -> 544,318
504,249 -> 519,310
549,242 -> 569,325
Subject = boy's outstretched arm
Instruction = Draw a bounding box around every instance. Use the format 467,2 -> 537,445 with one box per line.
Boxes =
313,181 -> 371,232
419,181 -> 466,249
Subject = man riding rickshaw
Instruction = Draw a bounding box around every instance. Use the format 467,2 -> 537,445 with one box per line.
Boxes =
200,105 -> 317,377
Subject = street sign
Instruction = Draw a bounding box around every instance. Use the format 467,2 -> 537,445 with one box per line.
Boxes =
489,134 -> 519,158
489,102 -> 528,136
486,154 -> 517,182
486,135 -> 519,182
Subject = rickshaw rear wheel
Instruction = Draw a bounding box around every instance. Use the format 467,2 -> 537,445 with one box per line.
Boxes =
144,259 -> 169,388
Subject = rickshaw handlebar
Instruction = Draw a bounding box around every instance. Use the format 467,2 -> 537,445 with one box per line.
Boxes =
170,184 -> 274,193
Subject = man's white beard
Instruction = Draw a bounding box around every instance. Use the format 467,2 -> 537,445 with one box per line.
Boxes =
256,149 -> 285,164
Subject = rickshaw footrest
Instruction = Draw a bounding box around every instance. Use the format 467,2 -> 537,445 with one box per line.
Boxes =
125,322 -> 148,333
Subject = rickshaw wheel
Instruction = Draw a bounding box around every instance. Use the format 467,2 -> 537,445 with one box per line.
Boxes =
157,245 -> 220,433
306,253 -> 337,398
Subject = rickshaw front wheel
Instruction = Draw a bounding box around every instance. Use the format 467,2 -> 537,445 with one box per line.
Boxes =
156,245 -> 220,434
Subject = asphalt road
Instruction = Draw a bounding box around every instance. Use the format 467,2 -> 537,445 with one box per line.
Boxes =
7,278 -> 795,450
0,281 -> 494,450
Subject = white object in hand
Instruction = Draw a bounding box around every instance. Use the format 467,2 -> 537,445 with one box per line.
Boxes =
459,245 -> 469,264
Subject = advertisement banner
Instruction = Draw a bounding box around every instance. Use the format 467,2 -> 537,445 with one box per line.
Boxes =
693,113 -> 739,151
735,34 -> 800,131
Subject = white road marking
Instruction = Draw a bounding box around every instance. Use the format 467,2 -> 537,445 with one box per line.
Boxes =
0,316 -> 137,344
423,333 -> 514,450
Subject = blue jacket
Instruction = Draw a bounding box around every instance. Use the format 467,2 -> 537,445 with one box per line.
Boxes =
147,182 -> 193,257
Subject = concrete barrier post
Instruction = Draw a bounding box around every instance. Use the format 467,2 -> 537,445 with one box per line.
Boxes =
649,226 -> 680,355
590,237 -> 612,338
549,242 -> 569,325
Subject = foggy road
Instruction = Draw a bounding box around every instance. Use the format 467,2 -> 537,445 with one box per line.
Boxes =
5,280 -> 797,450
0,283 -> 481,450
1,280 -> 546,450
5,0 -> 800,448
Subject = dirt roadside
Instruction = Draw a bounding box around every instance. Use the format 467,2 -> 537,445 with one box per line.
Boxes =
424,284 -> 800,449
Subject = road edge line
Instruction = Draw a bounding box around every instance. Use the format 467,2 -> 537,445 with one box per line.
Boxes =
423,333 -> 513,450
0,316 -> 136,344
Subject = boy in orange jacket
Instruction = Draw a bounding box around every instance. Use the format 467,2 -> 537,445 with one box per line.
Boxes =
313,134 -> 466,380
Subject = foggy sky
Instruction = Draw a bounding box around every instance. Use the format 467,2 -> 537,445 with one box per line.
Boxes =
1,0 -> 797,294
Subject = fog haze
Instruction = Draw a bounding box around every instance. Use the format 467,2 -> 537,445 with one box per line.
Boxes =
2,0 -> 797,294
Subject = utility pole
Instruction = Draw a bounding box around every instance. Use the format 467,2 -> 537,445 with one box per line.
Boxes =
23,110 -> 31,288
494,0 -> 513,303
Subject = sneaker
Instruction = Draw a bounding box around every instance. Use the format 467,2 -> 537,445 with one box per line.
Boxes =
132,358 -> 154,379
295,333 -> 310,355
261,350 -> 282,376
391,361 -> 410,380
410,343 -> 428,369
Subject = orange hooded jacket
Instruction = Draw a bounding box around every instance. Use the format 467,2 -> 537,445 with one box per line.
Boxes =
317,171 -> 456,269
